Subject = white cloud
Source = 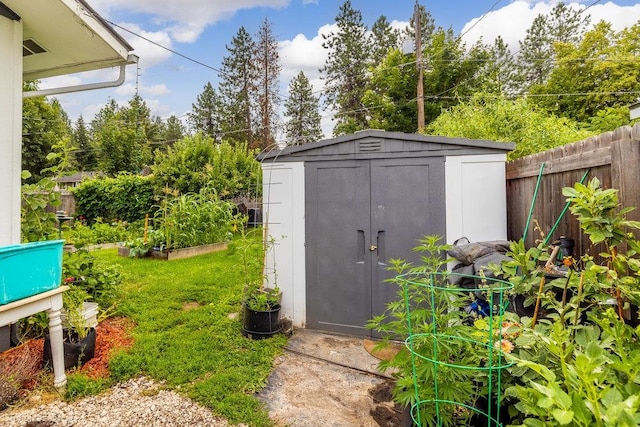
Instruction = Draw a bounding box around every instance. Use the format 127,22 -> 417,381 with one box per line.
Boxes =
279,23 -> 336,83
460,1 -> 640,51
143,84 -> 171,97
116,23 -> 173,68
91,0 -> 290,42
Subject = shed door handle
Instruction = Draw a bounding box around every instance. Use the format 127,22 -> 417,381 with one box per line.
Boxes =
369,245 -> 377,251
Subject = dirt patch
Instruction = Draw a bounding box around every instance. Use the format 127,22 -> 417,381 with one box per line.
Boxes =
258,329 -> 409,427
182,302 -> 202,311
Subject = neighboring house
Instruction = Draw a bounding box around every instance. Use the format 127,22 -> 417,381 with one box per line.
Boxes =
55,172 -> 101,191
0,0 -> 135,246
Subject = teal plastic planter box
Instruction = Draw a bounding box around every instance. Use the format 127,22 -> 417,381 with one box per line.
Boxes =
0,240 -> 64,305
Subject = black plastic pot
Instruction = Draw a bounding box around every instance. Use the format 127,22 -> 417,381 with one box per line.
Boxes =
242,303 -> 281,340
43,327 -> 97,370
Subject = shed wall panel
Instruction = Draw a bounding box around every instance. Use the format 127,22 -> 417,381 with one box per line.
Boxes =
445,154 -> 508,244
262,162 -> 306,327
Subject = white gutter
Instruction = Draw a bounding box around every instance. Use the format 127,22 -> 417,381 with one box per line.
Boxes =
23,54 -> 138,99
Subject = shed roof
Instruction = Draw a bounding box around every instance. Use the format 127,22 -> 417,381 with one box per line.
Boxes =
259,130 -> 515,162
3,0 -> 134,80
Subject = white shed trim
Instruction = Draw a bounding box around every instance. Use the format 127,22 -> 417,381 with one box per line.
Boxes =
262,161 -> 306,328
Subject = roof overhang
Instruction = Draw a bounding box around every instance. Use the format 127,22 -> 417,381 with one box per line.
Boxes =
2,0 -> 134,81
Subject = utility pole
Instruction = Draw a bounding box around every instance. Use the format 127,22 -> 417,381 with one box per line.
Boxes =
414,1 -> 425,133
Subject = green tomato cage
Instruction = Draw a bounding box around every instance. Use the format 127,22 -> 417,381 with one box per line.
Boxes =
399,271 -> 515,427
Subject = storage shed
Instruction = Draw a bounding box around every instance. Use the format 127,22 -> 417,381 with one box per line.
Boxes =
260,130 -> 514,336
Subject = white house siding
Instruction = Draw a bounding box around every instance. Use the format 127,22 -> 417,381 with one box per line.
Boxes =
0,15 -> 22,245
445,154 -> 508,244
261,161 -> 306,327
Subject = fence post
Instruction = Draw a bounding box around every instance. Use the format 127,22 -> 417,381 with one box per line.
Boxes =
610,124 -> 640,224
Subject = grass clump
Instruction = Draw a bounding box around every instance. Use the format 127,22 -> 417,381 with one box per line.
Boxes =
95,232 -> 286,426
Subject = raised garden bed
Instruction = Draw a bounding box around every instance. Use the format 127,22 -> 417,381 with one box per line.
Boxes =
118,242 -> 228,261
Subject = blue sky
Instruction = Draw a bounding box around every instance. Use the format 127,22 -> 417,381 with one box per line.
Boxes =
42,0 -> 640,139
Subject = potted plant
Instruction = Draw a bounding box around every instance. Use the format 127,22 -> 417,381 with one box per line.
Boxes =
232,219 -> 282,339
43,286 -> 97,370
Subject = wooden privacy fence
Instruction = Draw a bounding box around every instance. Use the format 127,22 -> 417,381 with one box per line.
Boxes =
506,123 -> 640,258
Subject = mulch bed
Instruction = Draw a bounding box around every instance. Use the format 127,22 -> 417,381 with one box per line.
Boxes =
0,317 -> 134,397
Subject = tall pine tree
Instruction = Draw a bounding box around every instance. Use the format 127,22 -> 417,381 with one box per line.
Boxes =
188,82 -> 223,139
284,71 -> 323,145
254,18 -> 282,150
369,16 -> 400,66
321,0 -> 370,135
515,2 -> 590,92
72,115 -> 96,171
219,26 -> 257,148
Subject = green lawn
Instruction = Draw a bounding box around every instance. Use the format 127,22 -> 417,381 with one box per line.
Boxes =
91,240 -> 287,426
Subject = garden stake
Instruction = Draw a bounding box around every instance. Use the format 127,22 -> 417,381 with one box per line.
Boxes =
143,213 -> 149,244
531,275 -> 546,327
543,169 -> 590,246
523,163 -> 545,242
561,269 -> 574,309
610,246 -> 625,320
572,272 -> 585,331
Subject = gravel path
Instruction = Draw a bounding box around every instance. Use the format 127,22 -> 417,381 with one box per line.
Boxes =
0,377 -> 238,427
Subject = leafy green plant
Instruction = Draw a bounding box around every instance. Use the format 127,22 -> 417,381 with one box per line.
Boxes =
368,236 -> 514,426
62,286 -> 92,340
154,187 -> 234,250
20,171 -> 61,242
64,218 -> 133,247
496,177 -> 640,426
62,249 -> 123,311
229,219 -> 282,312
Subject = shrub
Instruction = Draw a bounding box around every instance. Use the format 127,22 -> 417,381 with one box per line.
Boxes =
151,133 -> 262,199
72,174 -> 155,224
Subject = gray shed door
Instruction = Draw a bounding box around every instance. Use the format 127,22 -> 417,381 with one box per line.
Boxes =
305,157 -> 446,336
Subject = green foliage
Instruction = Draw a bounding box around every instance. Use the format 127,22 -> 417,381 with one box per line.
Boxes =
62,285 -> 92,339
72,116 -> 97,171
371,178 -> 640,426
218,26 -> 258,147
254,17 -> 281,150
530,21 -> 640,127
20,171 -> 61,243
495,179 -> 640,426
562,177 -> 640,250
22,85 -> 71,183
91,96 -> 152,175
64,218 -> 132,246
151,134 -> 261,199
363,49 -> 419,133
62,249 -> 123,311
427,93 -> 594,159
188,83 -> 223,138
154,188 -> 234,250
64,373 -> 110,401
96,243 -> 286,426
72,174 -> 155,224
367,236 -> 512,426
321,0 -> 371,135
284,71 -> 323,145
